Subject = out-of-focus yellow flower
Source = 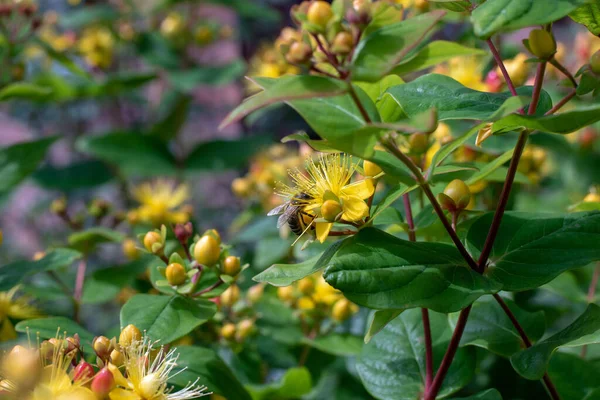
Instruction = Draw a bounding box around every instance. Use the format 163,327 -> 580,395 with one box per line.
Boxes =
518,145 -> 549,185
247,44 -> 301,93
131,180 -> 191,226
108,334 -> 209,400
78,26 -> 114,69
424,123 -> 452,168
434,57 -> 487,91
312,275 -> 342,306
0,286 -> 41,341
499,53 -> 531,87
277,154 -> 374,243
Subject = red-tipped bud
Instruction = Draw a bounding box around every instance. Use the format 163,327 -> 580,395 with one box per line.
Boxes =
174,222 -> 193,244
73,361 -> 95,383
91,368 -> 115,396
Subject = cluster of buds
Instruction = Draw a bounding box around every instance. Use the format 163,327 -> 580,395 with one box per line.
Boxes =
140,225 -> 247,297
51,196 -> 124,231
0,0 -> 40,27
159,11 -> 234,48
277,273 -> 359,323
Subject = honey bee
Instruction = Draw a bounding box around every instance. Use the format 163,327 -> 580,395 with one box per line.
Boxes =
268,192 -> 316,236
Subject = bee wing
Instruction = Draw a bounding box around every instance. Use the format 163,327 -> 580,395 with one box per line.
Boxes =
277,206 -> 298,228
267,203 -> 287,217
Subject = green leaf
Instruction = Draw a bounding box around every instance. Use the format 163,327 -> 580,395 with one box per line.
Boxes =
364,309 -> 403,344
0,136 -> 57,195
68,228 -> 125,253
323,228 -> 501,313
185,135 -> 272,172
449,295 -> 545,357
449,389 -> 503,400
357,309 -> 475,400
219,75 -> 349,129
464,149 -> 514,186
168,60 -> 246,91
427,123 -> 486,178
32,37 -> 90,79
371,184 -> 419,223
82,256 -> 152,304
392,41 -> 486,76
253,240 -> 345,287
356,75 -> 404,103
384,74 -> 550,121
120,294 -> 217,343
492,104 -> 600,135
76,132 -> 177,177
247,367 -> 312,400
368,149 -> 417,185
466,212 -> 600,291
570,3 -> 600,35
428,0 -> 472,13
0,82 -> 53,101
150,94 -> 192,141
471,0 -> 588,38
169,345 -> 252,400
351,10 -> 446,82
33,160 -> 113,192
254,78 -> 380,157
547,353 -> 600,400
60,4 -> 118,28
15,317 -> 95,345
0,249 -> 81,291
302,334 -> 363,356
511,304 -> 600,380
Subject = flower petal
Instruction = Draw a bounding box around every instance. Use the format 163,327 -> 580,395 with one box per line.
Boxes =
109,388 -> 142,400
341,196 -> 369,221
342,179 -> 374,200
108,363 -> 130,389
315,222 -> 333,243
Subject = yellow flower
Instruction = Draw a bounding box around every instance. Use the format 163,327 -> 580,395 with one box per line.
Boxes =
78,26 -> 115,69
0,286 -> 41,342
434,57 -> 487,91
131,180 -> 191,226
1,334 -> 95,400
311,275 -> 342,306
108,336 -> 209,400
278,154 -> 374,243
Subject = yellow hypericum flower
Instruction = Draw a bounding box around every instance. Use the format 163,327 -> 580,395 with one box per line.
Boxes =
0,287 -> 41,342
131,180 -> 191,226
1,334 -> 95,400
311,275 -> 342,306
278,154 -> 374,243
78,26 -> 115,69
108,336 -> 209,400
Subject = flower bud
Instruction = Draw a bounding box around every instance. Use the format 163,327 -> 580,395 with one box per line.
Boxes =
331,298 -> 358,322
73,361 -> 95,383
119,324 -> 142,348
439,179 -> 471,211
222,256 -> 241,276
307,1 -> 333,29
528,29 -> 556,60
590,50 -> 600,74
110,349 -> 124,367
321,199 -> 343,222
93,336 -> 113,360
297,296 -> 315,310
2,345 -> 39,385
166,263 -> 187,286
235,319 -> 255,341
277,286 -> 294,302
143,231 -> 163,254
203,229 -> 221,245
88,198 -> 110,218
409,133 -> 429,154
122,239 -> 139,260
91,368 -> 115,397
297,277 -> 314,295
160,12 -> 185,39
174,222 -> 193,244
331,31 -> 354,55
220,285 -> 240,307
247,284 -> 265,304
363,160 -> 382,177
485,70 -> 503,93
50,197 -> 67,214
220,323 -> 236,341
231,178 -> 251,197
286,41 -> 313,65
194,235 -> 221,266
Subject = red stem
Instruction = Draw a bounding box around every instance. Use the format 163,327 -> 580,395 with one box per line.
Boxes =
403,193 -> 433,390
425,306 -> 472,400
487,39 -> 519,98
73,259 -> 86,323
545,90 -> 577,115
